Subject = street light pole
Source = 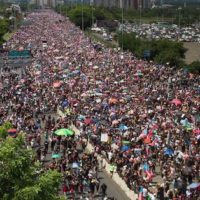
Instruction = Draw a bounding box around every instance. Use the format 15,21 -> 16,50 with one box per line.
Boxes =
139,0 -> 142,26
91,1 -> 94,27
81,0 -> 84,31
14,8 -> 17,31
65,1 -> 68,17
121,0 -> 124,52
178,7 -> 182,30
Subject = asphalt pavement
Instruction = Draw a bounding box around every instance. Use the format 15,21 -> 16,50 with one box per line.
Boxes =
38,113 -> 131,200
41,143 -> 131,200
98,170 -> 131,200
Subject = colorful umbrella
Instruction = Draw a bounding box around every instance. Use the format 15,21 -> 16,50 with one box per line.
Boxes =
119,124 -> 128,131
20,79 -> 25,84
143,136 -> 151,144
78,115 -> 85,120
7,129 -> 17,138
143,163 -> 149,171
187,182 -> 200,190
112,120 -> 119,125
121,145 -> 130,151
84,118 -> 92,125
193,129 -> 200,134
122,140 -> 131,145
52,153 -> 61,159
7,129 -> 17,133
62,100 -> 68,108
72,70 -> 80,75
136,70 -> 143,77
72,162 -> 80,169
53,81 -> 62,88
109,98 -> 118,104
19,46 -> 24,51
55,128 -> 74,136
171,99 -> 182,106
164,148 -> 174,156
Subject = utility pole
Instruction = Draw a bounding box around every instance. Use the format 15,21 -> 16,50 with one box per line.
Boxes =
91,0 -> 94,27
121,0 -> 124,52
161,0 -> 163,23
139,0 -> 142,26
13,8 -> 17,31
178,7 -> 182,30
184,0 -> 187,8
81,0 -> 84,31
65,0 -> 68,16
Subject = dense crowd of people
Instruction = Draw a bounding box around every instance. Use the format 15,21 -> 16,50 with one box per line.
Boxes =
0,10 -> 199,200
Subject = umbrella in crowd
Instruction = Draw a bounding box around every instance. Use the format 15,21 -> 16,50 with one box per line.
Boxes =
7,129 -> 17,138
7,129 -> 17,133
121,145 -> 130,151
84,118 -> 92,125
72,162 -> 80,169
122,140 -> 130,145
164,148 -> 174,156
52,153 -> 61,159
119,124 -> 129,131
1,10 -> 199,200
187,183 -> 200,190
171,98 -> 182,106
55,128 -> 74,136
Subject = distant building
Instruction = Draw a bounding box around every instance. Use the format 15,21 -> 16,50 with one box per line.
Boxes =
29,0 -> 151,9
142,0 -> 151,8
91,0 -> 150,10
30,0 -> 56,7
132,0 -> 139,9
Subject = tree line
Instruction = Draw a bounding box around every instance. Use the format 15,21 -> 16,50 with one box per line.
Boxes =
56,4 -> 200,27
118,33 -> 186,66
0,18 -> 9,45
118,32 -> 200,72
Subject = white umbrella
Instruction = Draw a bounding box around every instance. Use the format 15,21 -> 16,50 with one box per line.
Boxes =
72,162 -> 80,169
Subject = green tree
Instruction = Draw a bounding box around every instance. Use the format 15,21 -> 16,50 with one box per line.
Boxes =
152,39 -> 186,66
57,4 -> 200,25
0,18 -> 9,45
119,33 -> 186,66
0,133 -> 64,200
187,61 -> 200,73
67,6 -> 93,30
13,170 -> 63,200
94,7 -> 107,20
119,33 -> 142,53
0,121 -> 12,139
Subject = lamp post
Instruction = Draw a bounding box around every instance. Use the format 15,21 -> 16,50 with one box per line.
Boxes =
178,7 -> 182,30
139,0 -> 142,26
121,0 -> 124,52
81,0 -> 84,31
91,0 -> 94,27
11,5 -> 17,31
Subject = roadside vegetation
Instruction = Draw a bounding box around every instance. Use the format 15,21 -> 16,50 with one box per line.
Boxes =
56,4 -> 200,27
0,122 -> 64,200
118,32 -> 187,67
